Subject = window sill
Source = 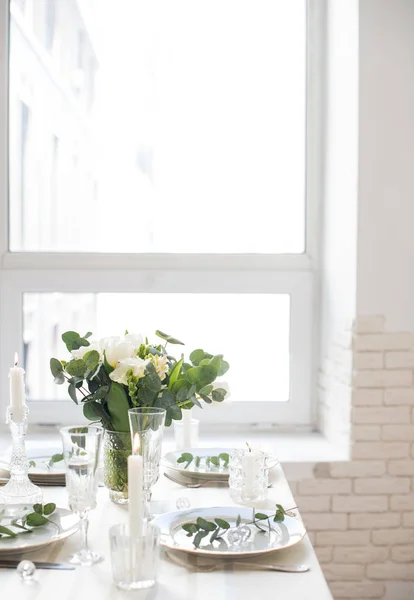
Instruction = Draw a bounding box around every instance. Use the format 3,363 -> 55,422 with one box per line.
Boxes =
0,427 -> 348,467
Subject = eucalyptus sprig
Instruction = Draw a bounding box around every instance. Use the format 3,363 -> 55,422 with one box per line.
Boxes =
182,504 -> 295,548
0,503 -> 58,540
177,452 -> 230,470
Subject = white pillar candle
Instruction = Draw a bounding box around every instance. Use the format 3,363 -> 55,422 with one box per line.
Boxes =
9,353 -> 27,421
242,446 -> 260,498
128,433 -> 143,539
182,408 -> 192,448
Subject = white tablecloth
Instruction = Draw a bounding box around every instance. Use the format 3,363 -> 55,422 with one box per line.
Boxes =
0,465 -> 332,600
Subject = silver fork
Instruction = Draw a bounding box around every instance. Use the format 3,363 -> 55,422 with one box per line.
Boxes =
164,472 -> 274,489
164,473 -> 227,488
164,550 -> 310,573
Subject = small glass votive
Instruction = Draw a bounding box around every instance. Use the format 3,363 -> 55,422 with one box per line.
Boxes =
229,448 -> 269,504
109,523 -> 160,590
173,418 -> 199,450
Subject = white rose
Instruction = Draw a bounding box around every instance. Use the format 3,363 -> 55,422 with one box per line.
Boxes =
109,357 -> 149,385
100,336 -> 136,368
71,340 -> 102,360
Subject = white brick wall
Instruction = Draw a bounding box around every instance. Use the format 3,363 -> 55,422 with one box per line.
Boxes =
296,318 -> 414,599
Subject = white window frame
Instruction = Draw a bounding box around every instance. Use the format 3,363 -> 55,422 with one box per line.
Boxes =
0,0 -> 323,430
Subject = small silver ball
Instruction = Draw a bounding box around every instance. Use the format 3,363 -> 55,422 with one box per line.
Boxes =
17,560 -> 36,580
176,497 -> 191,510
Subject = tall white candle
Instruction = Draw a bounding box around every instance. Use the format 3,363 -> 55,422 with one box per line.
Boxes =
182,408 -> 192,448
128,433 -> 143,539
242,446 -> 260,498
9,353 -> 27,421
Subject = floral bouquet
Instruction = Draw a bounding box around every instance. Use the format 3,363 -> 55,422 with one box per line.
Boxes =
50,329 -> 229,430
50,329 -> 229,502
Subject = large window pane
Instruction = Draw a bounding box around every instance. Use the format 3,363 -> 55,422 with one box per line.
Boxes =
9,0 -> 306,253
23,292 -> 290,403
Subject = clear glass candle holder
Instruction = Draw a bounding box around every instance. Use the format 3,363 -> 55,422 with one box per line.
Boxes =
173,418 -> 199,450
109,523 -> 160,590
229,448 -> 268,504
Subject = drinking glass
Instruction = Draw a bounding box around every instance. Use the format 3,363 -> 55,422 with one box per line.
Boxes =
109,523 -> 160,590
60,425 -> 103,566
173,417 -> 199,450
128,408 -> 166,520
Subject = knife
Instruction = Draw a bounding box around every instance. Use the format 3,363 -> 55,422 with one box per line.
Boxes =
0,560 -> 75,570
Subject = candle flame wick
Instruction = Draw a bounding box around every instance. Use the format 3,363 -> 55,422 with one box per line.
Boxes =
14,352 -> 19,367
245,441 -> 251,453
133,432 -> 141,454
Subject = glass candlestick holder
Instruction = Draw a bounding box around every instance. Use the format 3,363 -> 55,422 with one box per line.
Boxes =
229,448 -> 268,504
0,406 -> 42,505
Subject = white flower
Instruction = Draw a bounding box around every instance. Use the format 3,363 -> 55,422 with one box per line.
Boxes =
100,333 -> 144,368
148,354 -> 169,381
109,357 -> 149,385
71,340 -> 102,360
100,336 -> 135,368
124,333 -> 144,348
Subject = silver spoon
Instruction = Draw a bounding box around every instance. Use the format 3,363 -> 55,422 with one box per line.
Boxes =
164,472 -> 274,489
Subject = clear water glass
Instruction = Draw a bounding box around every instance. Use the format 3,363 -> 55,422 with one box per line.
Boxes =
60,425 -> 103,566
229,448 -> 269,504
109,523 -> 160,590
128,408 -> 166,520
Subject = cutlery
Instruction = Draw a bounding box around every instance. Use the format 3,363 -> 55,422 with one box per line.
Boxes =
0,560 -> 75,570
164,551 -> 309,573
164,473 -> 228,488
0,477 -> 65,487
164,472 -> 274,489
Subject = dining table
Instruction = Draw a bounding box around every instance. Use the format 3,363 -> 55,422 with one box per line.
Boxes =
0,457 -> 333,600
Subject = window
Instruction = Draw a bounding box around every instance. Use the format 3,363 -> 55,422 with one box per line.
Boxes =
0,0 -> 322,428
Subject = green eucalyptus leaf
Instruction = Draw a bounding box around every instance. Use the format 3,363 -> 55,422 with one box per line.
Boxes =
189,349 -> 205,366
43,503 -> 56,516
210,456 -> 220,467
176,386 -> 189,403
83,401 -> 102,421
215,518 -> 230,529
196,517 -> 216,532
83,385 -> 109,403
212,388 -> 227,402
182,523 -> 198,535
66,359 -> 87,378
198,384 -> 213,396
84,350 -> 100,371
33,504 -> 43,515
0,525 -> 16,537
255,513 -> 269,520
155,330 -> 184,345
50,358 -> 63,377
218,360 -> 229,376
210,528 -> 220,543
236,514 -> 241,527
193,530 -> 208,548
26,513 -> 48,527
144,373 -> 162,393
68,383 -> 78,404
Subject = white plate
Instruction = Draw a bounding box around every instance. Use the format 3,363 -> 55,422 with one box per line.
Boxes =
163,448 -> 279,480
0,505 -> 80,555
154,506 -> 305,558
0,454 -> 65,484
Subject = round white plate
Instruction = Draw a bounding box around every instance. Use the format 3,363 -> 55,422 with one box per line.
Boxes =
163,448 -> 279,480
154,506 -> 305,558
0,505 -> 79,555
0,454 -> 65,478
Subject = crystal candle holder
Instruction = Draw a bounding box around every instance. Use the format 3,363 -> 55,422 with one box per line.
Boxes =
229,448 -> 268,504
109,523 -> 160,590
173,418 -> 199,450
0,406 -> 42,505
